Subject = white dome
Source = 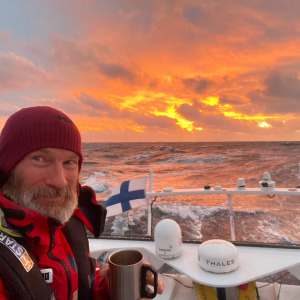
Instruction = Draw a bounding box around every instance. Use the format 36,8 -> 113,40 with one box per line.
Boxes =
154,219 -> 182,259
198,239 -> 239,273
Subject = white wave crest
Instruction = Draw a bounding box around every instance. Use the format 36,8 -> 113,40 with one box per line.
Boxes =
82,172 -> 110,193
156,203 -> 223,219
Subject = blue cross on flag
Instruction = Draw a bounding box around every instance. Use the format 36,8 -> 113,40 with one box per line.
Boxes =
105,177 -> 147,217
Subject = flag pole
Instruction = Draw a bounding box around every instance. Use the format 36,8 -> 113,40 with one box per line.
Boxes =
147,169 -> 153,236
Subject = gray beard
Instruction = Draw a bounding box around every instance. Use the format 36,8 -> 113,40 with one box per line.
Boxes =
2,172 -> 78,224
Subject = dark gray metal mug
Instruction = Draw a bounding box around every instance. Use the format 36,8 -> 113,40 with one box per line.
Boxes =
109,249 -> 158,300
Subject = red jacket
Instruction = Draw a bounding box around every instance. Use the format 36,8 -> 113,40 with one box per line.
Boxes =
0,186 -> 108,300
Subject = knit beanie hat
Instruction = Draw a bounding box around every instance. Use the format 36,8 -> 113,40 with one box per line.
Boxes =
0,106 -> 82,176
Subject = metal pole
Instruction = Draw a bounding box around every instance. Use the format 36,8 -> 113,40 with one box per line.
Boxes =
217,288 -> 226,300
228,193 -> 236,241
147,169 -> 153,236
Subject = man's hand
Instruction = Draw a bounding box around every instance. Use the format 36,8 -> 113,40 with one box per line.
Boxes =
99,264 -> 109,284
142,265 -> 164,298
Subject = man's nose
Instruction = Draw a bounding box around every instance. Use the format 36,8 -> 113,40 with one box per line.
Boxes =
45,163 -> 68,188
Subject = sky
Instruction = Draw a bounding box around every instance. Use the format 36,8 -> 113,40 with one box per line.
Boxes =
1,0 -> 300,142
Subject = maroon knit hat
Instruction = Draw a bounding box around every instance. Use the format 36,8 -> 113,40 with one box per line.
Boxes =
0,106 -> 82,176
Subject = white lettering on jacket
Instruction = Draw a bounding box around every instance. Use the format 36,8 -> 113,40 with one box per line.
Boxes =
0,231 -> 34,272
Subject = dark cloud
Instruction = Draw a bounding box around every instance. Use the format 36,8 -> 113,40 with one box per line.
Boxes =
219,95 -> 245,106
78,93 -> 115,113
247,70 -> 300,114
181,0 -> 300,50
177,102 -> 203,120
122,1 -> 154,32
51,35 -> 137,83
97,62 -> 136,82
126,112 -> 178,130
49,94 -> 117,117
246,0 -> 300,19
182,77 -> 211,93
177,101 -> 252,132
182,2 -> 260,38
264,71 -> 300,99
183,6 -> 204,26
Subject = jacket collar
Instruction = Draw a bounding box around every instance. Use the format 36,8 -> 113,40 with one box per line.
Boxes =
74,185 -> 107,238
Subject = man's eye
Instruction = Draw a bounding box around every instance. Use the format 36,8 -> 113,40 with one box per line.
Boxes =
32,156 -> 43,162
65,160 -> 78,165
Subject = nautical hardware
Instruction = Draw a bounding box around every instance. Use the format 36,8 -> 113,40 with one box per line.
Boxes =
154,219 -> 182,259
259,172 -> 275,191
214,186 -> 222,191
237,178 -> 246,190
163,187 -> 173,192
198,239 -> 239,273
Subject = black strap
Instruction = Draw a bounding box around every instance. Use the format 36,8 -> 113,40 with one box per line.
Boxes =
62,216 -> 94,300
0,230 -> 56,300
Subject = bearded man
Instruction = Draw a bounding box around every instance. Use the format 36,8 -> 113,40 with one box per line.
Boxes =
0,106 -> 109,299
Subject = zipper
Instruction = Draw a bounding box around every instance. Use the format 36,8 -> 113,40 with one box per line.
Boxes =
48,225 -> 72,300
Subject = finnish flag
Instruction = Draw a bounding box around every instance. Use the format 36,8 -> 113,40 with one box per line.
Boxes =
105,177 -> 147,217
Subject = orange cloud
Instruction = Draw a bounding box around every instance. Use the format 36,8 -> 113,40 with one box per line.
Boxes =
1,1 -> 300,141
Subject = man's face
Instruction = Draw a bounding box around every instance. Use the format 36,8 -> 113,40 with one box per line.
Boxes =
2,148 -> 80,223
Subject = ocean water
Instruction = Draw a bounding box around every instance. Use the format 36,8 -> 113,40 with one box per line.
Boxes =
80,142 -> 300,245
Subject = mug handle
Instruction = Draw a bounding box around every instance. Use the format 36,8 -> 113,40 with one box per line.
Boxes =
141,264 -> 158,298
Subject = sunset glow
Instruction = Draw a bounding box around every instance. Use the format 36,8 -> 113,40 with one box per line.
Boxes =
258,122 -> 271,128
202,97 -> 219,107
1,1 -> 300,142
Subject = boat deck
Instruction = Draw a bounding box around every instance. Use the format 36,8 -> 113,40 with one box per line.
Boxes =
89,238 -> 300,299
